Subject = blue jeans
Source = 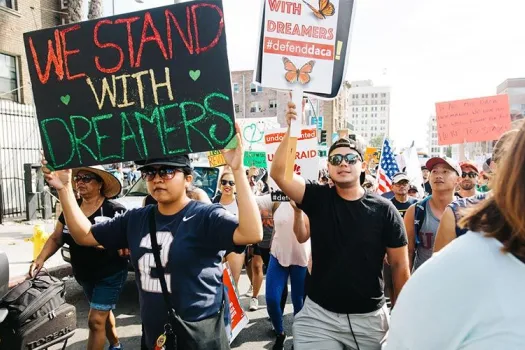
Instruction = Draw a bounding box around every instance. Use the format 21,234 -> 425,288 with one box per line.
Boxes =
265,254 -> 307,334
77,269 -> 128,311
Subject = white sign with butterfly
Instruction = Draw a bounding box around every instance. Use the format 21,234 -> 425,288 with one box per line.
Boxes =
257,0 -> 340,94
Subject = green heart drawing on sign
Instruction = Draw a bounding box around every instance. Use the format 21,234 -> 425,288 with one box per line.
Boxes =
242,123 -> 264,149
189,70 -> 201,81
60,95 -> 70,105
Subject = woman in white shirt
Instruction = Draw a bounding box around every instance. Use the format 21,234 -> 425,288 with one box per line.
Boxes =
385,124 -> 525,350
264,200 -> 311,349
214,171 -> 243,285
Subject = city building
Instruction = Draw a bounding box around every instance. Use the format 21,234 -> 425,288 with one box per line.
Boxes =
345,80 -> 391,143
0,0 -> 62,222
497,77 -> 525,128
0,0 -> 62,104
427,114 -> 447,157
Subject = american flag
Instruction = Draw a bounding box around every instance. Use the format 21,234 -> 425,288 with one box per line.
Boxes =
377,138 -> 399,194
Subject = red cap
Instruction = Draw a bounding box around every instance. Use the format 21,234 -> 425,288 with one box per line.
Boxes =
459,161 -> 479,174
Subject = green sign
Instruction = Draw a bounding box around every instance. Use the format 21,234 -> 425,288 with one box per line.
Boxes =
243,151 -> 267,168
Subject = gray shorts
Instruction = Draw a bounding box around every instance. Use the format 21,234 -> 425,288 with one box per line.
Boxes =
293,297 -> 389,350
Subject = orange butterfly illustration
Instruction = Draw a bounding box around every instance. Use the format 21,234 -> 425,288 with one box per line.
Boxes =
282,57 -> 315,85
302,0 -> 336,19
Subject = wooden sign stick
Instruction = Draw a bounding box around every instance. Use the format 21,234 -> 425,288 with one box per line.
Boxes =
285,88 -> 303,181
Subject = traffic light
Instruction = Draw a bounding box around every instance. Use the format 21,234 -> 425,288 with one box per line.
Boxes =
320,130 -> 327,144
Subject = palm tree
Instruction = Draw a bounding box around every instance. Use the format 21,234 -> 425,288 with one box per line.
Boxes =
88,0 -> 103,20
68,0 -> 84,22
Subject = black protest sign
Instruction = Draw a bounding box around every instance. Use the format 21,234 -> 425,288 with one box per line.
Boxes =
24,0 -> 235,170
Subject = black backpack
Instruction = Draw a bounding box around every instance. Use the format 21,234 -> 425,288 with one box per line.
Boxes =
0,272 -> 66,331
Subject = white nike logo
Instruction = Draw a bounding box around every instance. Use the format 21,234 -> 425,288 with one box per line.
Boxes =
182,214 -> 196,222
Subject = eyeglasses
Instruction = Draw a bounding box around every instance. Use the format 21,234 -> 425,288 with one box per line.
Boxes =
141,167 -> 181,182
221,180 -> 235,187
462,172 -> 478,178
328,153 -> 361,166
73,174 -> 99,183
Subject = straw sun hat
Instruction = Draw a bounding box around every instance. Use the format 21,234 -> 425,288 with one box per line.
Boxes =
72,165 -> 121,199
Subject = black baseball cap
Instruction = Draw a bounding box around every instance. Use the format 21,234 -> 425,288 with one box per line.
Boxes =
136,155 -> 192,170
328,137 -> 365,159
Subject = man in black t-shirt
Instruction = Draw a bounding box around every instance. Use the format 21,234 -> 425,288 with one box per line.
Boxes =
390,172 -> 418,218
422,165 -> 432,196
270,101 -> 410,350
385,173 -> 417,305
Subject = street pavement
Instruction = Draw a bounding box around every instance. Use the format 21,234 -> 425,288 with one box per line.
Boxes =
48,272 -> 295,349
0,220 -> 71,286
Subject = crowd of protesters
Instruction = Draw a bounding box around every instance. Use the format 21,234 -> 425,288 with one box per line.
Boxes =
36,97 -> 525,350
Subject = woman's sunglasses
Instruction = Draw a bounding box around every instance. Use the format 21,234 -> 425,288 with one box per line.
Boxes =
73,174 -> 100,183
461,172 -> 478,179
141,167 -> 181,182
221,180 -> 235,187
328,153 -> 361,166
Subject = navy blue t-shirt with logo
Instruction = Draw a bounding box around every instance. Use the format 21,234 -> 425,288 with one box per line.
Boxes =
91,201 -> 240,349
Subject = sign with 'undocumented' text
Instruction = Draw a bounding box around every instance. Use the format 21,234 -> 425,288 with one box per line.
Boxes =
24,0 -> 235,170
265,127 -> 319,201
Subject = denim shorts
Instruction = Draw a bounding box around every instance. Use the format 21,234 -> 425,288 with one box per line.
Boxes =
78,269 -> 128,311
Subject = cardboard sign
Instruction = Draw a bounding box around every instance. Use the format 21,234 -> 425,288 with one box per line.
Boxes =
24,1 -> 235,170
244,151 -> 267,168
255,0 -> 356,98
222,262 -> 249,343
237,117 -> 280,151
265,127 -> 319,201
207,150 -> 227,167
435,95 -> 511,145
364,147 -> 380,164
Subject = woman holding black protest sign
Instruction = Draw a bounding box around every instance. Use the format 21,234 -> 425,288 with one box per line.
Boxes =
40,123 -> 263,349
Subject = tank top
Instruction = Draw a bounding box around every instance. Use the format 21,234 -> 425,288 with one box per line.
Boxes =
413,200 -> 440,271
271,202 -> 311,267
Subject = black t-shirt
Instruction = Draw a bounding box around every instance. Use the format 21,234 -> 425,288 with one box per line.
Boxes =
424,181 -> 432,196
298,182 -> 407,314
391,197 -> 417,218
59,199 -> 127,282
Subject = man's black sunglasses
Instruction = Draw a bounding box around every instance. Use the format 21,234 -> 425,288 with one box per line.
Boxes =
221,180 -> 235,187
141,167 -> 181,181
73,174 -> 100,183
328,153 -> 361,166
462,171 -> 478,178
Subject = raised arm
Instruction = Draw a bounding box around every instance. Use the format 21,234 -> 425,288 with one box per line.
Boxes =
433,207 -> 457,253
270,102 -> 306,204
41,159 -> 100,247
221,124 -> 263,245
404,204 -> 416,271
291,200 -> 310,243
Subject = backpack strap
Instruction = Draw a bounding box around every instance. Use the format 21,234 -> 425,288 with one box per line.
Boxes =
414,196 -> 431,246
212,193 -> 222,204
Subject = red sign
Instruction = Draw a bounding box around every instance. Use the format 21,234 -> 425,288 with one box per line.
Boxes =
435,95 -> 511,145
222,263 -> 249,342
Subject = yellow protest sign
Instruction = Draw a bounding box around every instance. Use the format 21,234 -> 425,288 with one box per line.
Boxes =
207,150 -> 227,167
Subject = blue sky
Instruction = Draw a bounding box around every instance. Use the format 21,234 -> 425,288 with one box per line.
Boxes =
104,0 -> 525,149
